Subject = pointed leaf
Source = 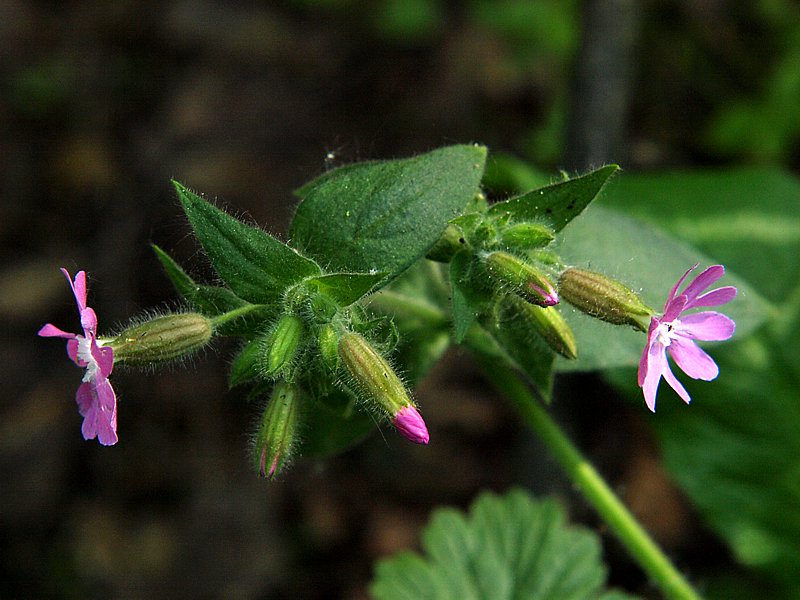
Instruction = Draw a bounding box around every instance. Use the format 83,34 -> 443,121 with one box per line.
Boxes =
152,244 -> 273,336
484,297 -> 556,401
174,181 -> 321,304
290,144 -> 487,280
449,251 -> 484,343
488,165 -> 618,232
229,339 -> 261,387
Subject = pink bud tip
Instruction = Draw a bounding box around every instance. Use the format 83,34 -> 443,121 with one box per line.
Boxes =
531,283 -> 559,307
393,406 -> 430,444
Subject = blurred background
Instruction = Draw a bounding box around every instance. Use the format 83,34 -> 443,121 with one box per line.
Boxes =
3,1 -> 799,598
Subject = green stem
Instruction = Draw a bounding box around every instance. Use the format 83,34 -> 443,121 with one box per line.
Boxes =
368,290 -> 450,327
478,358 -> 703,600
211,303 -> 268,328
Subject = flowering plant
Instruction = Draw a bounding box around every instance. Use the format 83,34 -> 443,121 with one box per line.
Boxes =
39,145 -> 765,599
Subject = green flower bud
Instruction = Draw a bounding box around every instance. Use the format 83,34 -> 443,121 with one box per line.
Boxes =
484,251 -> 559,307
318,323 -> 340,370
558,268 -> 653,331
253,381 -> 299,479
110,313 -> 213,365
338,332 -> 411,416
261,314 -> 305,377
499,223 -> 555,249
507,296 -> 577,359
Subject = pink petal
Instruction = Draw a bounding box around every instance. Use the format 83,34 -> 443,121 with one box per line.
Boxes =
392,405 -> 429,444
661,362 -> 692,405
664,264 -> 697,310
38,323 -> 76,339
680,312 -> 735,341
80,307 -> 97,336
687,286 -> 737,309
668,338 -> 719,381
641,342 -> 667,412
681,265 -> 725,304
663,294 -> 687,322
66,338 -> 80,365
62,268 -> 88,312
637,319 -> 659,386
92,343 -> 115,378
76,379 -> 118,445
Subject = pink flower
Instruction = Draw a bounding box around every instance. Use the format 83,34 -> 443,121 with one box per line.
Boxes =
392,405 -> 430,444
38,269 -> 118,445
638,264 -> 737,412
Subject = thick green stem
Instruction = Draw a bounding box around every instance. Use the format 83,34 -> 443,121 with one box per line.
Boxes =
478,358 -> 703,600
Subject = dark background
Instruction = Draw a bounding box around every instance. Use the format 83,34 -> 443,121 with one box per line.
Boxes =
3,1 -> 799,598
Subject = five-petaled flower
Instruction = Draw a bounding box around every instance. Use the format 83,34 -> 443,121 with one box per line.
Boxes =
38,269 -> 118,445
638,264 -> 737,411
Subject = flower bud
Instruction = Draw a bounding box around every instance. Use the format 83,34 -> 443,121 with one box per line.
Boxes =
507,296 -> 577,359
261,314 -> 305,377
558,268 -> 652,331
110,313 -> 212,365
484,251 -> 559,307
317,323 -> 340,370
253,381 -> 299,479
499,223 -> 555,249
338,332 -> 429,444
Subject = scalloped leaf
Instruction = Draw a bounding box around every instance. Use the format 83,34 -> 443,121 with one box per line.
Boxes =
290,144 -> 487,281
174,181 -> 321,304
371,489 -> 639,600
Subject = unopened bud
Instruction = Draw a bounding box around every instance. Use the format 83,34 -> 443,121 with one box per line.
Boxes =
559,268 -> 652,331
318,324 -> 340,370
338,332 -> 429,444
507,296 -> 577,359
499,223 -> 555,249
254,381 -> 299,479
393,406 -> 430,444
261,314 -> 304,377
484,251 -> 559,307
110,313 -> 212,365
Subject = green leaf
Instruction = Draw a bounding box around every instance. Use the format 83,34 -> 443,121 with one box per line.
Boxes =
366,261 -> 453,384
597,168 -> 800,596
173,181 -> 321,304
229,339 -> 261,387
306,271 -> 388,307
482,298 -> 555,401
606,327 -> 800,595
553,206 -> 770,372
371,489 -> 638,600
600,168 -> 800,304
152,244 -> 274,336
449,251 -> 483,343
481,152 -> 553,196
290,144 -> 487,281
487,165 -> 618,232
297,388 -> 375,457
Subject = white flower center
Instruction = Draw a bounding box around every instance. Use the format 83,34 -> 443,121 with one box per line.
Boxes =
76,335 -> 101,382
655,318 -> 681,347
